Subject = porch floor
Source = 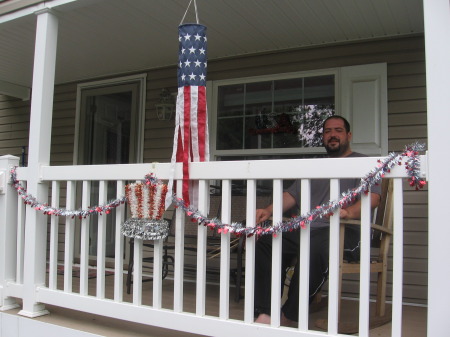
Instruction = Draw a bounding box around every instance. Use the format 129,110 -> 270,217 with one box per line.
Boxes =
6,274 -> 427,337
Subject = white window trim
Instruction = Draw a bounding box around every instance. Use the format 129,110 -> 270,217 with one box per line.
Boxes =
208,63 -> 388,159
209,67 -> 339,160
73,73 -> 147,164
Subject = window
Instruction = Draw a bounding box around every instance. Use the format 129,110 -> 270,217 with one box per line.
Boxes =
212,71 -> 337,160
211,64 -> 388,159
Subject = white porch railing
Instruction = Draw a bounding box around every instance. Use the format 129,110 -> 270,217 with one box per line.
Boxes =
0,155 -> 427,337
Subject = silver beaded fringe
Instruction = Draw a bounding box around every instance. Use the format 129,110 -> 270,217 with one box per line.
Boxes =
121,218 -> 169,240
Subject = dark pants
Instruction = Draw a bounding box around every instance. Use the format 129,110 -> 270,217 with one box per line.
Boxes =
254,226 -> 360,321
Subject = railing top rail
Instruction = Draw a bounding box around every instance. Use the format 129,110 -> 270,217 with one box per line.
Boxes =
14,155 -> 426,181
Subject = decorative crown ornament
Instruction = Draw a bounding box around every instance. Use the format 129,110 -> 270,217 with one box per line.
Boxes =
121,178 -> 169,240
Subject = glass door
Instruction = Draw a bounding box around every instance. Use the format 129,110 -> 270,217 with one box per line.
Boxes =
76,78 -> 144,258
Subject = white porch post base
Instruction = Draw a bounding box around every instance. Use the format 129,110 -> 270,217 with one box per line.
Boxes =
0,155 -> 20,313
18,305 -> 50,318
0,297 -> 20,311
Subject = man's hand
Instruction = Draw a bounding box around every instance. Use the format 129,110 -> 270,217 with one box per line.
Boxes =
256,208 -> 272,224
331,193 -> 381,220
255,192 -> 297,225
324,209 -> 352,219
339,208 -> 351,219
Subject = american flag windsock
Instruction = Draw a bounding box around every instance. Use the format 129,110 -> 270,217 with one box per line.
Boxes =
165,23 -> 209,209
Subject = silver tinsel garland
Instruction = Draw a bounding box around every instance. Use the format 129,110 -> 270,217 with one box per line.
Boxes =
9,167 -> 126,218
121,218 -> 169,240
10,143 -> 426,238
169,142 -> 426,237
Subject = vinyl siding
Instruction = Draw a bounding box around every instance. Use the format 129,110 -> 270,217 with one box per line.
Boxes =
50,83 -> 77,166
0,94 -> 30,163
0,34 -> 428,304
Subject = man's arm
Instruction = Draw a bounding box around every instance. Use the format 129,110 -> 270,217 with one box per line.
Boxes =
255,191 -> 297,224
339,192 -> 381,219
256,189 -> 380,223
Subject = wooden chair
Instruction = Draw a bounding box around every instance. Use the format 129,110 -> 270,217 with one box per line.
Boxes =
316,179 -> 394,333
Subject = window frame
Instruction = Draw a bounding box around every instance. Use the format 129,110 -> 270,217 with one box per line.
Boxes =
209,68 -> 340,160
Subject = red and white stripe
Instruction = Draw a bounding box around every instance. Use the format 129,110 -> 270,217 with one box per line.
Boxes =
166,85 -> 209,209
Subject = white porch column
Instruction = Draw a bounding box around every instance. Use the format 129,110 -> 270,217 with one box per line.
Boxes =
18,9 -> 58,318
423,0 -> 450,336
0,155 -> 20,311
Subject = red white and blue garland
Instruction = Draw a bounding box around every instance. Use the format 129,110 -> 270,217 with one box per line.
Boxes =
9,170 -> 126,218
9,142 -> 426,237
167,142 -> 426,237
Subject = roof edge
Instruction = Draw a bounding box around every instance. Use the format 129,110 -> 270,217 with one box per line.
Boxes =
0,0 -> 45,16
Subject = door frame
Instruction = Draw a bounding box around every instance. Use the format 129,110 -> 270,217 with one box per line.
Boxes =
73,74 -> 147,264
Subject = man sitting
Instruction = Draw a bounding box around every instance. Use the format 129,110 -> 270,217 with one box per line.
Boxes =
254,115 -> 381,325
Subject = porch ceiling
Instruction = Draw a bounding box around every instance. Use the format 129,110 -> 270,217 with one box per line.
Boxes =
0,0 -> 424,89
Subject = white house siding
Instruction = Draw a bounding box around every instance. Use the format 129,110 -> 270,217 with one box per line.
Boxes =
387,55 -> 427,304
0,95 -> 30,161
0,35 -> 428,304
51,83 -> 77,166
374,38 -> 427,305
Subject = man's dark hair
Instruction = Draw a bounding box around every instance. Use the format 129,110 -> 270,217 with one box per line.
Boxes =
323,115 -> 351,133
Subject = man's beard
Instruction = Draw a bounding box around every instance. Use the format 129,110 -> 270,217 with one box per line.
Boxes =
324,138 -> 349,157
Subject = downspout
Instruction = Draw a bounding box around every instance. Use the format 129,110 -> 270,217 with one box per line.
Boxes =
18,8 -> 58,318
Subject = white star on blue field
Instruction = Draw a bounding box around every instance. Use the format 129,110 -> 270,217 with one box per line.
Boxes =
178,24 -> 207,87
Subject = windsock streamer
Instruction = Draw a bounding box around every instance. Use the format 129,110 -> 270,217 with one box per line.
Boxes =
166,23 -> 209,209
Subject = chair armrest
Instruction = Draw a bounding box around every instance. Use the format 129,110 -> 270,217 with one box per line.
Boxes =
340,219 -> 393,236
340,219 -> 362,225
370,224 -> 393,236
